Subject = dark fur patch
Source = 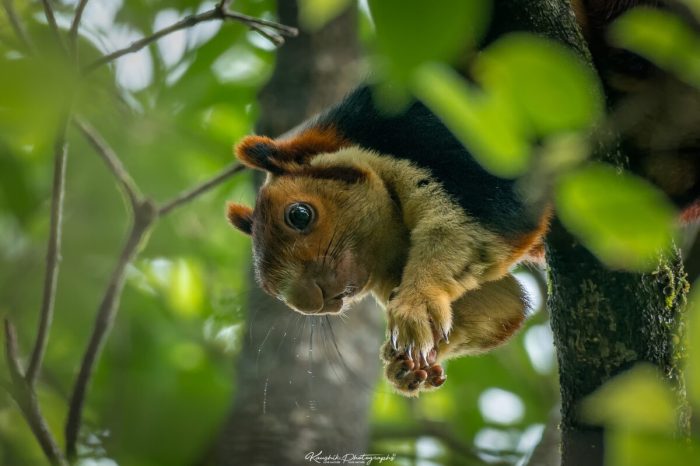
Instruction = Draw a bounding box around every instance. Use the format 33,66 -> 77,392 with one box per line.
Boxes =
276,127 -> 349,163
235,135 -> 284,174
235,128 -> 349,174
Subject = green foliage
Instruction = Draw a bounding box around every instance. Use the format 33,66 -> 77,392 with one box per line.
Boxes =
581,283 -> 700,466
0,0 -> 272,464
414,64 -> 530,177
474,34 -> 603,136
368,0 -> 490,84
583,359 -> 700,466
298,0 -> 353,30
1,1 -> 697,465
687,285 -> 700,413
582,364 -> 677,433
556,163 -> 677,271
611,7 -> 700,88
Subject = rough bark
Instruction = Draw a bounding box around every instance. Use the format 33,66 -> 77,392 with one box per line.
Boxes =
492,2 -> 690,466
213,4 -> 385,465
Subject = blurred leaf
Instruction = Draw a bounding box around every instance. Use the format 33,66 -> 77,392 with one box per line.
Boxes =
369,0 -> 490,82
0,143 -> 38,224
610,8 -> 700,88
679,0 -> 700,19
606,430 -> 700,466
299,0 -> 353,30
688,283 -> 700,408
556,162 -> 677,271
475,33 -> 603,135
582,364 -> 677,434
0,56 -> 75,152
168,258 -> 205,317
414,64 -> 530,177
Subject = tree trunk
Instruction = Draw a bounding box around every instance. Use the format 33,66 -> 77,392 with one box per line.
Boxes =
213,3 -> 385,465
492,2 -> 690,466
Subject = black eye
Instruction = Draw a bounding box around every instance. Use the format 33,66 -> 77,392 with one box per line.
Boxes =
284,203 -> 315,231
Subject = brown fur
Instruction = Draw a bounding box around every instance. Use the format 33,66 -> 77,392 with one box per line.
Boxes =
228,143 -> 543,395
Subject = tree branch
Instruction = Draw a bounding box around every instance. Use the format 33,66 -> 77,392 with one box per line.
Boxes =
40,0 -> 66,53
69,0 -> 90,45
26,117 -> 69,387
2,0 -> 33,52
83,6 -> 297,73
372,420 -> 486,464
158,163 -> 245,217
74,117 -> 142,209
64,199 -> 157,460
4,320 -> 68,466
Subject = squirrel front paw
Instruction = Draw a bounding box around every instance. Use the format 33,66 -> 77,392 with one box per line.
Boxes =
380,340 -> 446,396
386,288 -> 452,360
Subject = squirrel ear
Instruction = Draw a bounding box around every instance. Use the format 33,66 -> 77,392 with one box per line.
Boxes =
234,129 -> 348,175
227,203 -> 254,235
235,136 -> 284,174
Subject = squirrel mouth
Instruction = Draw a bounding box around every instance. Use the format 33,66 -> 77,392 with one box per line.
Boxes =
331,284 -> 359,302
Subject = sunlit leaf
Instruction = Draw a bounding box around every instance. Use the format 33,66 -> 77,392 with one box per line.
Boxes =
582,364 -> 677,433
167,258 -> 205,317
606,430 -> 700,466
610,8 -> 700,88
298,0 -> 353,30
688,284 -> 700,408
369,0 -> 490,82
556,163 -> 677,271
475,33 -> 603,135
414,64 -> 530,177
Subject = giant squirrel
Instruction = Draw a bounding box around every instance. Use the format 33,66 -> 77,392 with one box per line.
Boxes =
227,0 -> 700,396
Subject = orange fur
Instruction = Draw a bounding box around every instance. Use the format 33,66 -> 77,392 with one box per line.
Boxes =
235,127 -> 348,173
227,203 -> 254,234
505,206 -> 553,266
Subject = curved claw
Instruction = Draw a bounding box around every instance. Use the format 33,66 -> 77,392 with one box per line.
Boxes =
419,351 -> 429,369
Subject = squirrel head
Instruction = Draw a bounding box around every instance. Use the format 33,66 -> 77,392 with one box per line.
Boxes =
227,131 -> 399,315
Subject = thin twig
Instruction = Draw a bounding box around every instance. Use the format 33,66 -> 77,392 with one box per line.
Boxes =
26,117 -> 69,387
245,22 -> 285,47
222,10 -> 298,36
74,117 -> 142,209
5,320 -> 68,466
83,6 -> 297,73
4,319 -> 24,385
2,0 -> 34,52
69,0 -> 90,45
40,0 -> 66,52
65,200 -> 157,460
158,163 -> 245,216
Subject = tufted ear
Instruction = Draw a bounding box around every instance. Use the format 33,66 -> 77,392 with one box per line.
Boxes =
234,128 -> 348,175
235,136 -> 285,174
227,203 -> 254,235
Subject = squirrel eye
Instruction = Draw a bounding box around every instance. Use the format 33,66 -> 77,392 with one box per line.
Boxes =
284,203 -> 315,231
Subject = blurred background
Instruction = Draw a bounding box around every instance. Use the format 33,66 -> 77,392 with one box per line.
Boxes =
1,0 -> 699,465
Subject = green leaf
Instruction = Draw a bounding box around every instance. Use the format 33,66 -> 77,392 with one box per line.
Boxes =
298,0 -> 353,31
688,284 -> 700,408
582,364 -> 677,433
610,8 -> 700,88
413,64 -> 531,178
607,431 -> 700,466
475,33 -> 603,135
556,163 -> 677,271
369,0 -> 490,81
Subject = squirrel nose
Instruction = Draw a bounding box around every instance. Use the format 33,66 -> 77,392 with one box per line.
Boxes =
284,279 -> 324,314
